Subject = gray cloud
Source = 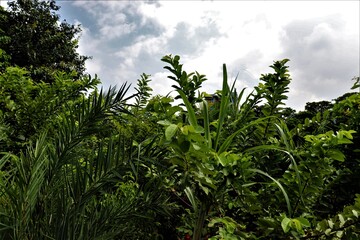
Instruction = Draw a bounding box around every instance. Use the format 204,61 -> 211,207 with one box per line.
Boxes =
58,1 -> 168,90
57,2 -> 359,110
167,16 -> 224,56
228,50 -> 264,88
279,15 -> 359,105
70,1 -> 165,45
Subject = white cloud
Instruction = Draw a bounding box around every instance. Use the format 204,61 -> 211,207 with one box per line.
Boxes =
150,71 -> 175,97
279,12 -> 359,110
99,23 -> 136,40
58,0 -> 359,110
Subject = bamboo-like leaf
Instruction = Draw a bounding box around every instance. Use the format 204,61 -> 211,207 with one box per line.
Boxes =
274,122 -> 295,151
218,116 -> 273,154
235,87 -> 246,114
214,64 -> 230,151
245,144 -> 303,208
249,168 -> 292,217
178,89 -> 198,127
202,100 -> 212,148
184,187 -> 198,213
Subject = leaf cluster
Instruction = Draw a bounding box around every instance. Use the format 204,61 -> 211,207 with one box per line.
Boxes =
0,0 -> 89,82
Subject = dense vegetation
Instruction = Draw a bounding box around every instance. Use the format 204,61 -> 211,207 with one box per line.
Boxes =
1,1 -> 359,239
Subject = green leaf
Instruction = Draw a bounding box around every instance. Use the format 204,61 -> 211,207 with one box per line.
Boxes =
342,130 -> 356,139
202,100 -> 212,149
181,125 -> 189,135
337,138 -> 353,144
328,219 -> 334,229
328,149 -> 345,161
249,169 -> 292,217
178,89 -> 198,127
184,187 -> 197,212
165,124 -> 178,141
199,184 -> 210,195
336,231 -> 344,238
192,143 -> 201,150
297,217 -> 310,227
352,209 -> 359,218
217,152 -> 228,167
167,106 -> 182,117
157,120 -> 172,126
194,125 -> 204,133
214,64 -> 230,151
338,214 -> 345,227
281,217 -> 291,233
292,219 -> 303,233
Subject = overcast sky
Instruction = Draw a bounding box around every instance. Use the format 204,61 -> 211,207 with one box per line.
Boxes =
3,0 -> 359,110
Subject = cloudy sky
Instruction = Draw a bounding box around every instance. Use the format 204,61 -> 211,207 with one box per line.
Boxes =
3,0 -> 359,110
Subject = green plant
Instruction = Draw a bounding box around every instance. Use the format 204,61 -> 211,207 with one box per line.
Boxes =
0,65 -> 99,153
161,54 -> 207,107
0,85 -> 174,239
0,0 -> 89,82
134,73 -> 152,109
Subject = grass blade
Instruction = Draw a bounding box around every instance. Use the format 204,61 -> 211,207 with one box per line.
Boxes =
218,116 -> 273,154
214,64 -> 230,151
202,100 -> 212,148
178,89 -> 198,127
249,168 -> 292,217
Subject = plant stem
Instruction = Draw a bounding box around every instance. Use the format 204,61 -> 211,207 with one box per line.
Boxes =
193,201 -> 209,240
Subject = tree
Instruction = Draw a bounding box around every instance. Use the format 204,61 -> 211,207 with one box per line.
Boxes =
0,0 -> 97,153
0,66 -> 99,153
1,38 -> 360,239
304,100 -> 333,115
0,85 -> 175,239
0,0 -> 89,82
258,59 -> 291,118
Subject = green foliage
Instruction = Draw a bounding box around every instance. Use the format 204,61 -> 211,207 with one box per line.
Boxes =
281,215 -> 311,238
305,101 -> 333,115
161,54 -> 207,106
1,24 -> 359,239
156,57 -> 360,240
208,216 -> 251,240
0,65 -> 99,153
0,0 -> 89,82
307,194 -> 360,239
0,48 -> 10,69
258,59 -> 291,116
0,85 -> 175,239
351,76 -> 359,90
134,73 -> 152,108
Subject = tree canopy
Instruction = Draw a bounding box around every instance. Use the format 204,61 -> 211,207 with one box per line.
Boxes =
0,0 -> 89,82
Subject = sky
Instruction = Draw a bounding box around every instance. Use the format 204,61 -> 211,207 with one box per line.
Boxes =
2,0 -> 359,110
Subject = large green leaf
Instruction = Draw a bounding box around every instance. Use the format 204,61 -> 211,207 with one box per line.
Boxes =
177,89 -> 198,127
214,64 -> 230,151
165,124 -> 178,141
